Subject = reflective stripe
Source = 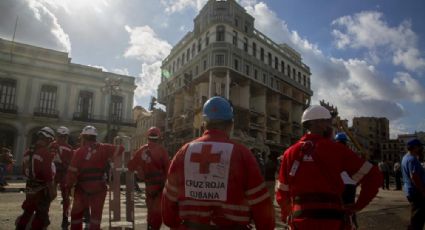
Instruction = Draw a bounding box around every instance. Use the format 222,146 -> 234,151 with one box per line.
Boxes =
60,146 -> 72,152
90,219 -> 101,225
224,214 -> 250,222
352,161 -> 373,182
277,181 -> 289,191
245,182 -> 266,196
165,189 -> 178,202
180,200 -> 250,212
166,181 -> 178,193
180,210 -> 211,217
33,154 -> 43,162
247,191 -> 270,206
68,166 -> 78,172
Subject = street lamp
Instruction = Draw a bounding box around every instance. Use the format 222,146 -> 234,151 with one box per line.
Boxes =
102,77 -> 122,143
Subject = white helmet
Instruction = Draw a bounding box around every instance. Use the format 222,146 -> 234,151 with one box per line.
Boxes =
81,125 -> 97,136
57,126 -> 70,135
38,127 -> 55,140
301,105 -> 331,123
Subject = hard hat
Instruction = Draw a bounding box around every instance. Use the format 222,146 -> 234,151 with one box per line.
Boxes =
57,126 -> 70,135
81,125 -> 98,136
202,96 -> 234,121
301,105 -> 331,123
37,127 -> 55,140
147,127 -> 161,139
335,132 -> 348,142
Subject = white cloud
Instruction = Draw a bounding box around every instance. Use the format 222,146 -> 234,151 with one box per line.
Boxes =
0,0 -> 71,52
393,72 -> 425,103
160,0 -> 207,14
124,25 -> 172,105
332,11 -> 425,72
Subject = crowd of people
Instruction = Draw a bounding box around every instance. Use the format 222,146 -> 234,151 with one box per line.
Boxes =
4,96 -> 425,230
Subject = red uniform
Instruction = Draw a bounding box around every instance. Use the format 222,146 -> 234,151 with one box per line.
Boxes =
66,141 -> 124,230
162,129 -> 275,230
276,133 -> 382,230
127,141 -> 169,229
16,144 -> 56,230
51,141 -> 74,219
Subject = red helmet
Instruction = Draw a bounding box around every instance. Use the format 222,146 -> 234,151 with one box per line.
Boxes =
147,127 -> 161,140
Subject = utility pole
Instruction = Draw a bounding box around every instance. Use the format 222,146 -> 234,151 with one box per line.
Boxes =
102,77 -> 122,143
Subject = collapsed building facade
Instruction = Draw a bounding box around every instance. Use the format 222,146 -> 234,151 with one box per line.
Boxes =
158,0 -> 312,155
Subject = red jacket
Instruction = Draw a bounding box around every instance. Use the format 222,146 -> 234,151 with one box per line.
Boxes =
276,133 -> 382,222
51,141 -> 74,183
162,129 -> 275,229
127,141 -> 169,196
22,144 -> 56,183
66,141 -> 124,194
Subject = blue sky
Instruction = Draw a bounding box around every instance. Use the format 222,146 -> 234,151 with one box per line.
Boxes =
1,0 -> 424,137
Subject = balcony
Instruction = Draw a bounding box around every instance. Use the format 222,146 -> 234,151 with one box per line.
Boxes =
73,112 -> 136,127
0,103 -> 18,114
34,107 -> 59,118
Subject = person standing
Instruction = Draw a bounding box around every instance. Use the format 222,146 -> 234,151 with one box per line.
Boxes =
15,127 -> 57,230
162,96 -> 275,230
127,127 -> 169,230
379,160 -> 390,190
65,126 -> 124,230
264,152 -> 278,201
394,161 -> 402,191
51,126 -> 74,228
0,147 -> 14,191
276,105 -> 382,230
401,139 -> 425,230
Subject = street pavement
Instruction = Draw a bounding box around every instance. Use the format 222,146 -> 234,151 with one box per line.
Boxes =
0,181 -> 411,230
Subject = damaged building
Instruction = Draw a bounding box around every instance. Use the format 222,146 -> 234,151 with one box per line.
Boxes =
157,0 -> 312,155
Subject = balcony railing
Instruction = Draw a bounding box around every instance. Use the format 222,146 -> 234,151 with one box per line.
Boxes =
0,103 -> 18,114
72,112 -> 136,127
34,107 -> 59,118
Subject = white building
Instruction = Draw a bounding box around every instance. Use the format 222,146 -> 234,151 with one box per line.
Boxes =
0,38 -> 136,171
158,0 -> 312,155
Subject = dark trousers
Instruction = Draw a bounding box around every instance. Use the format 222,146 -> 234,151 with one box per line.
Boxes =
382,172 -> 390,189
395,171 -> 402,190
16,188 -> 51,230
407,194 -> 425,230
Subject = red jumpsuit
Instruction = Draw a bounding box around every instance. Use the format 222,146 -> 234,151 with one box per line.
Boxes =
51,141 -> 74,220
276,133 -> 382,230
127,141 -> 169,229
66,141 -> 124,230
162,129 -> 275,230
16,144 -> 56,230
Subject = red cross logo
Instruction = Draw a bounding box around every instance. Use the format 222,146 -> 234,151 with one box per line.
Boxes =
190,144 -> 221,174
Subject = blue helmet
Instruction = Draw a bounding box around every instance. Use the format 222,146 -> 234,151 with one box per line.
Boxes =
335,132 -> 348,142
202,96 -> 233,121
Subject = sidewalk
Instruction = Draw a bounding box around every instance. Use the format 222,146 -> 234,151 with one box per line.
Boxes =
0,180 -> 26,193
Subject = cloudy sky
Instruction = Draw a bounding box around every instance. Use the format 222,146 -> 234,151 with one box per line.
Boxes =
1,0 -> 424,137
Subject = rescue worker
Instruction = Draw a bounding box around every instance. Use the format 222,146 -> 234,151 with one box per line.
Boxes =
51,126 -> 74,228
127,127 -> 169,230
65,125 -> 124,230
162,96 -> 275,230
16,127 -> 57,230
276,105 -> 382,230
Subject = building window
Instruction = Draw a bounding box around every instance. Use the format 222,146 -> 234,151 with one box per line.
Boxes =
254,69 -> 258,80
233,31 -> 238,46
0,78 -> 17,112
298,72 -> 301,83
198,38 -> 202,52
177,58 -> 180,69
245,65 -> 250,76
287,64 -> 291,77
244,23 -> 249,33
216,25 -> 225,41
303,74 -> 306,86
203,60 -> 207,70
235,17 -> 239,27
195,65 -> 199,75
293,69 -> 296,80
243,37 -> 248,52
260,48 -> 264,61
172,61 -> 175,73
206,31 -> 210,46
274,57 -> 278,69
252,42 -> 257,57
111,95 -> 123,121
77,91 -> 93,119
38,85 -> 57,115
182,53 -> 185,65
192,43 -> 196,57
271,78 -> 274,88
281,61 -> 285,73
186,48 -> 190,61
234,59 -> 239,70
215,54 -> 225,66
268,52 -> 272,66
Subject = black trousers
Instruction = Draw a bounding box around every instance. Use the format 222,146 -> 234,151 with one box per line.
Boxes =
407,194 -> 425,230
382,172 -> 390,189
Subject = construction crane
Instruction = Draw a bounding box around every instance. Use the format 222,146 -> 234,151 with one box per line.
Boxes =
319,100 -> 369,160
